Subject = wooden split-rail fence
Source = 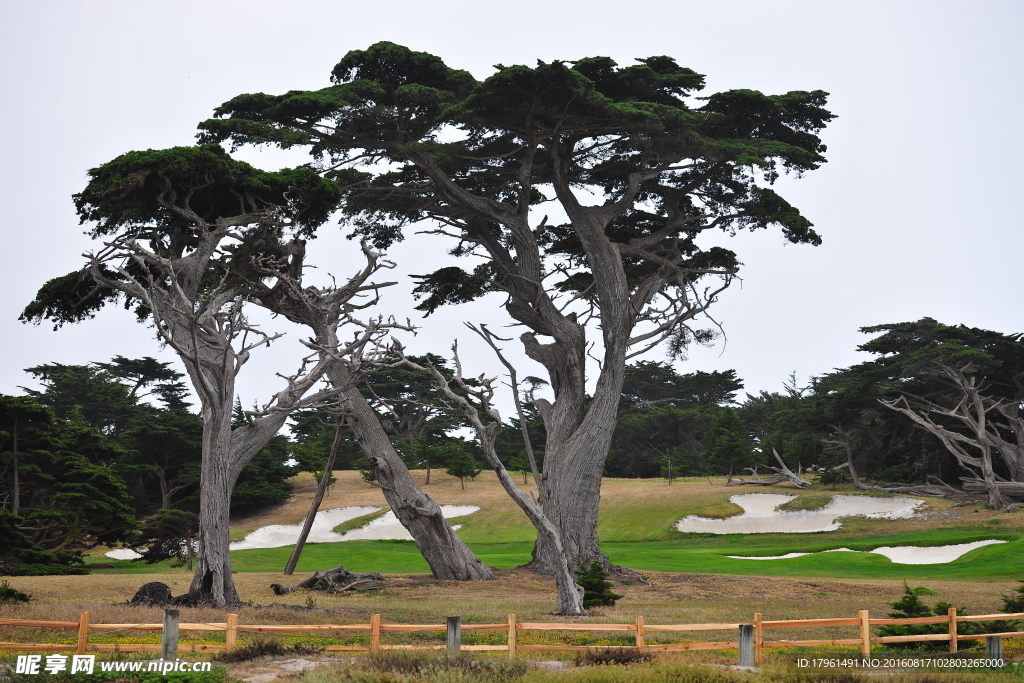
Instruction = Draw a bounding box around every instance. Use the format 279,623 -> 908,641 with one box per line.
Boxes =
2,609 -> 1024,665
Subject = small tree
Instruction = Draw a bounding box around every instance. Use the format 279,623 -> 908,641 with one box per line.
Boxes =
132,510 -> 200,571
877,583 -> 983,649
445,448 -> 482,490
575,560 -> 623,609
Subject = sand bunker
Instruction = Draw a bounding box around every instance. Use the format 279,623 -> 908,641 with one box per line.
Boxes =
229,505 -> 382,550
676,493 -> 923,534
105,505 -> 481,559
229,505 -> 480,549
727,539 -> 1006,565
330,505 -> 481,542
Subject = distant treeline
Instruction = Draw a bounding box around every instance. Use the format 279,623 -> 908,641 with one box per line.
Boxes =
2,317 -> 1022,574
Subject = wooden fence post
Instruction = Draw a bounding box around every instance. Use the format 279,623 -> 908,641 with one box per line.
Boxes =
986,636 -> 1003,664
446,616 -> 461,652
76,612 -> 89,655
948,607 -> 958,653
507,614 -> 517,659
225,613 -> 238,652
369,613 -> 381,653
635,615 -> 645,649
858,610 -> 871,660
753,612 -> 762,666
161,609 -> 180,661
738,625 -> 755,667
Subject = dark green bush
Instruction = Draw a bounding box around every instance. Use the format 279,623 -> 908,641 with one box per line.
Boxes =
575,560 -> 623,609
0,579 -> 31,603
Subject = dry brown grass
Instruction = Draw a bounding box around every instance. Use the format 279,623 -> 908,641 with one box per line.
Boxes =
2,569 -> 1017,631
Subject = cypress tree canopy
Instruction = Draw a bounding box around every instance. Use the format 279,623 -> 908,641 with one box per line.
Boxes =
199,42 -> 833,315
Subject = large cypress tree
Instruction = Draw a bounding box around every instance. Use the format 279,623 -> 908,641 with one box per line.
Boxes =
199,42 -> 833,573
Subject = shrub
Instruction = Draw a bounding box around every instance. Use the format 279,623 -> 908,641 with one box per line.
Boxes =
214,636 -> 323,662
575,560 -> 623,609
359,652 -> 529,681
0,579 -> 31,604
876,583 -> 984,650
574,648 -> 653,666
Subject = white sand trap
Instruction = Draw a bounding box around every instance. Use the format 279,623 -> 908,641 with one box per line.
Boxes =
229,506 -> 382,550
728,540 -> 1006,564
229,504 -> 481,549
870,540 -> 1007,564
106,504 -> 482,558
335,505 -> 481,541
676,493 -> 922,534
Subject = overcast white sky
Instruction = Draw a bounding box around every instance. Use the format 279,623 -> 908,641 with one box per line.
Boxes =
2,0 -> 1021,418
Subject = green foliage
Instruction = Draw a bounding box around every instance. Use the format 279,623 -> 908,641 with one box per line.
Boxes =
0,579 -> 32,604
131,509 -> 199,570
0,394 -> 136,554
703,408 -> 757,476
229,433 -> 295,512
607,363 -> 745,478
876,582 -> 984,649
1002,581 -> 1024,612
200,43 -> 832,347
445,448 -> 483,489
738,319 -> 1024,488
988,580 -> 1024,632
574,560 -> 623,609
288,412 -> 364,478
15,357 -> 202,514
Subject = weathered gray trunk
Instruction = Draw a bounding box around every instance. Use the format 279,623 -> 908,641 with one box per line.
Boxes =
188,401 -> 240,605
247,239 -> 493,581
529,386 -> 620,574
339,381 -> 493,580
399,352 -> 584,614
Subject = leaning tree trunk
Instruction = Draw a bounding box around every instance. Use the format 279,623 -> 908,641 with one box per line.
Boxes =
339,381 -> 494,581
257,266 -> 495,582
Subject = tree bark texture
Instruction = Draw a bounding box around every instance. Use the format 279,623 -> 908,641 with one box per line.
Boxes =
400,351 -> 584,614
87,223 -> 373,605
341,383 -> 494,581
249,242 -> 493,582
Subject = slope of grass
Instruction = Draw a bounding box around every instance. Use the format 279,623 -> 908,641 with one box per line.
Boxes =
332,508 -> 388,534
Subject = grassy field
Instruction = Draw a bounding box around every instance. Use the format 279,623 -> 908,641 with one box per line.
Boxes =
7,472 -> 1024,681
88,471 -> 1024,582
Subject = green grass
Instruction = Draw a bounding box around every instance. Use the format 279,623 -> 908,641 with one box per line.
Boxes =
88,528 -> 1024,581
332,508 -> 388,534
86,486 -> 1024,582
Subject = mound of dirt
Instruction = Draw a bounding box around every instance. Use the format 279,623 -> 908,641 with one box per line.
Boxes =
129,581 -> 173,605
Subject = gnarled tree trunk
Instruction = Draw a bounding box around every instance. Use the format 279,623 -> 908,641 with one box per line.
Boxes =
340,381 -> 494,580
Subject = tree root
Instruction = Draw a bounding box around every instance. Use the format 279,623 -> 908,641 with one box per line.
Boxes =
271,565 -> 384,595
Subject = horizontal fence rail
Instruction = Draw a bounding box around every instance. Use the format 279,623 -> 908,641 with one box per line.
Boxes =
2,610 -> 1024,663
